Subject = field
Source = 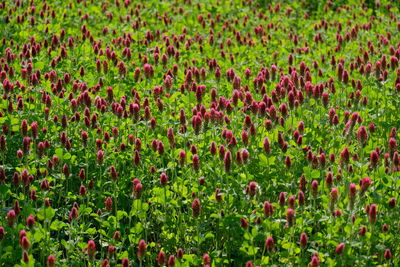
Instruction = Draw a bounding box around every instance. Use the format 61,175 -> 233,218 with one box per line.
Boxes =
0,0 -> 400,266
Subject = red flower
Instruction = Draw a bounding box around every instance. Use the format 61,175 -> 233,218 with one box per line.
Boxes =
265,237 -> 274,252
369,150 -> 379,167
122,257 -> 130,267
179,150 -> 186,165
325,172 -> 333,188
357,126 -> 368,144
96,150 -> 104,164
224,151 -> 232,172
309,180 -> 318,197
134,150 -> 140,166
335,243 -> 345,254
299,232 -> 308,247
263,201 -> 274,217
46,255 -> 55,267
202,254 -> 211,265
137,240 -> 146,258
69,207 -> 79,221
87,240 -> 96,259
134,183 -> 143,198
110,166 -> 118,180
23,251 -> 29,263
113,231 -> 120,241
330,188 -> 339,202
288,195 -> 295,209
176,248 -> 183,260
286,208 -> 295,226
360,177 -> 371,192
359,226 -> 367,236
349,184 -> 357,209
384,249 -> 392,260
298,191 -> 305,206
6,209 -> 16,226
192,198 -> 201,218
340,147 -> 350,164
389,197 -> 396,209
26,214 -> 36,228
279,192 -> 286,207
240,217 -> 249,228
284,155 -> 291,169
160,173 -> 168,186
157,251 -> 166,265
168,255 -> 176,266
62,163 -> 70,177
369,204 -> 377,223
192,154 -> 200,171
310,253 -> 320,267
21,236 -> 30,250
247,181 -> 257,197
105,197 -> 113,211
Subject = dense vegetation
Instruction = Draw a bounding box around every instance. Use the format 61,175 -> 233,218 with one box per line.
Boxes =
0,0 -> 399,266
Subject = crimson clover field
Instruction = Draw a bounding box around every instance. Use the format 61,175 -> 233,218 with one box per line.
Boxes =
0,0 -> 400,266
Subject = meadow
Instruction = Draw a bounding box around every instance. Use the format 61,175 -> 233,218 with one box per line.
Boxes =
0,0 -> 399,266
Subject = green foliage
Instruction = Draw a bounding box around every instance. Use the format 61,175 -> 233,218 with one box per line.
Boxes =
0,0 -> 399,266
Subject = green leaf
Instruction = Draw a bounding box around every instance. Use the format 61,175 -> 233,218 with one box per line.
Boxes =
55,148 -> 64,159
33,230 -> 44,243
86,228 -> 97,235
311,170 -> 320,178
37,207 -> 56,221
205,233 -> 215,239
50,220 -> 67,231
117,210 -> 128,220
261,256 -> 269,264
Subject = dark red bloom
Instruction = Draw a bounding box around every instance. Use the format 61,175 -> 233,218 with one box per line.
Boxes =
310,253 -> 320,267
192,198 -> 201,218
176,248 -> 183,260
21,236 -> 30,250
247,181 -> 257,197
137,240 -> 146,258
265,237 -> 274,252
110,166 -> 118,180
69,207 -> 78,220
179,150 -> 186,165
105,197 -> 113,211
157,251 -> 166,265
286,208 -> 295,226
311,180 -> 319,197
160,173 -> 168,186
224,151 -> 232,172
389,198 -> 396,208
360,177 -> 371,192
87,240 -> 96,259
370,150 -> 379,167
122,257 -> 129,267
168,255 -> 176,266
335,243 -> 345,255
369,204 -> 377,223
202,254 -> 211,265
6,209 -> 16,226
26,214 -> 36,228
47,255 -> 56,267
299,232 -> 308,247
192,154 -> 200,171
384,249 -> 392,260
